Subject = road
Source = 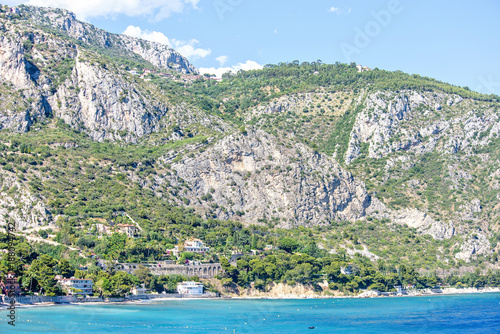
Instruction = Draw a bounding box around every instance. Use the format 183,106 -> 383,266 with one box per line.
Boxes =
13,232 -> 86,258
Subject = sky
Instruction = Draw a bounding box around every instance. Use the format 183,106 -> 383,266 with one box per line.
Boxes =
3,0 -> 500,95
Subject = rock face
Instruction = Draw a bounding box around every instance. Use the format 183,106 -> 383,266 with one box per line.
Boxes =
0,173 -> 51,230
390,207 -> 454,240
0,5 -> 212,141
454,233 -> 491,262
0,35 -> 51,132
345,90 -> 499,163
51,52 -> 170,142
168,130 -> 374,227
19,5 -> 197,74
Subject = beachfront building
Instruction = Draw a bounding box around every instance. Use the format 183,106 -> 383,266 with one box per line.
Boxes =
131,285 -> 148,295
56,276 -> 93,296
177,281 -> 203,295
1,271 -> 22,296
173,238 -> 209,256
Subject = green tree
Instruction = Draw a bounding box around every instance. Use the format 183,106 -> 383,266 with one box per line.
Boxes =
109,271 -> 138,296
28,255 -> 61,296
57,258 -> 74,278
95,277 -> 112,296
279,237 -> 299,253
284,263 -> 314,284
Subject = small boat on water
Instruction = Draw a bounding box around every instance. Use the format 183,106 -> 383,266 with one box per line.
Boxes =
308,326 -> 315,329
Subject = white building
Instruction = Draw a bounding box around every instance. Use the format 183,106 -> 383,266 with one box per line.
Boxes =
173,238 -> 209,256
177,281 -> 203,295
356,64 -> 371,72
394,285 -> 404,294
131,285 -> 148,295
56,276 -> 93,296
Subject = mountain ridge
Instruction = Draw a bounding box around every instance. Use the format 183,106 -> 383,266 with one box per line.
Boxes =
0,4 -> 499,270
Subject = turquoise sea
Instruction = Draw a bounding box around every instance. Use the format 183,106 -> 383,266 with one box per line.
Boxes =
2,293 -> 500,333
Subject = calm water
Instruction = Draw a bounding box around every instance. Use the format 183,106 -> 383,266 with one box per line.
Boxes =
3,293 -> 500,333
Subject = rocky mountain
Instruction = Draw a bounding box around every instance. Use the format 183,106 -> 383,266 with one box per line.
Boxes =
0,4 -> 499,268
0,3 -> 199,140
20,5 -> 197,74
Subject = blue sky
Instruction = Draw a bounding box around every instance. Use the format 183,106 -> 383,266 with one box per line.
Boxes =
4,0 -> 500,94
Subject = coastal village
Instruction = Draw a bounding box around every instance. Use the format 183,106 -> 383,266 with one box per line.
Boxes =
2,216 -> 492,306
2,206 -> 500,306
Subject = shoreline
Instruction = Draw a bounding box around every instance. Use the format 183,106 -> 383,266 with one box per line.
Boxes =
2,287 -> 500,309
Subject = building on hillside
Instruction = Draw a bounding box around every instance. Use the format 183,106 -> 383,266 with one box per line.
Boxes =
356,64 -> 371,72
177,281 -> 203,295
115,223 -> 136,237
158,72 -> 174,78
1,271 -> 22,296
55,276 -> 93,296
180,74 -> 203,82
173,238 -> 209,256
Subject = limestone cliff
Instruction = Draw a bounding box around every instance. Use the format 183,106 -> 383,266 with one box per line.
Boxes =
168,129 -> 374,227
18,5 -> 197,74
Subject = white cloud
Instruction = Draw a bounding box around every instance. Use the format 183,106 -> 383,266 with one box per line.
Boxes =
199,60 -> 263,78
23,0 -> 200,21
274,29 -> 278,34
172,38 -> 211,60
122,25 -> 170,45
328,6 -> 351,15
216,55 -> 228,66
122,26 -> 211,60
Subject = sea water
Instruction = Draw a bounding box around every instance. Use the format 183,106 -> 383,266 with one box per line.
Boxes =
2,293 -> 500,333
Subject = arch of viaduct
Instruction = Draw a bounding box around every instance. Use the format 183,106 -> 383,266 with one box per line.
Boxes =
115,262 -> 222,279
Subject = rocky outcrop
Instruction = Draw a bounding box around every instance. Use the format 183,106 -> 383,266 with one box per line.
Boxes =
51,51 -> 170,142
345,91 -> 498,163
119,35 -> 197,74
168,130 -> 373,227
0,172 -> 52,230
17,5 -> 197,74
454,233 -> 491,262
0,9 -> 215,141
391,208 -> 454,240
0,34 -> 51,132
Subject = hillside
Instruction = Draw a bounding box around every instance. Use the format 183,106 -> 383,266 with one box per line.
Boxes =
1,2 -> 500,289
